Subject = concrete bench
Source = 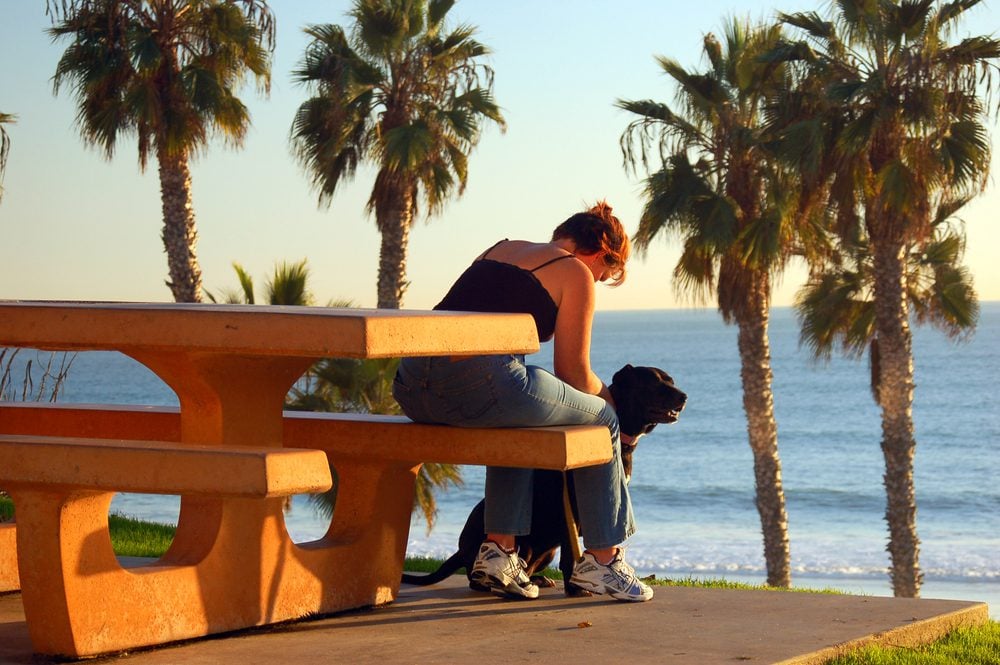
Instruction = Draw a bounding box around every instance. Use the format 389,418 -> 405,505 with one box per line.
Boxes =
0,402 -> 610,658
0,403 -> 611,470
0,434 -> 333,497
0,432 -> 333,657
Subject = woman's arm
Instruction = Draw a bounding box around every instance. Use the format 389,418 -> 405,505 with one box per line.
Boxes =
552,260 -> 607,397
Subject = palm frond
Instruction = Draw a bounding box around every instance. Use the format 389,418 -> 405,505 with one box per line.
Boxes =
266,259 -> 312,306
889,0 -> 935,43
778,11 -> 835,40
617,99 -> 700,173
233,262 -> 255,304
939,119 -> 991,188
383,122 -> 435,172
935,0 -> 988,26
427,0 -> 455,31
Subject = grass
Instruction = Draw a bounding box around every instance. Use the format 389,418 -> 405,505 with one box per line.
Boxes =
824,621 -> 1000,664
107,513 -> 176,558
3,506 -> 996,663
1,497 -> 174,558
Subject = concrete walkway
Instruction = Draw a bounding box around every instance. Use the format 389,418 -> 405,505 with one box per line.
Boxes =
0,578 -> 989,664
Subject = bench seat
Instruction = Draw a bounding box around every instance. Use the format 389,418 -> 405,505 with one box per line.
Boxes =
0,403 -> 613,471
0,434 -> 334,498
284,411 -> 610,469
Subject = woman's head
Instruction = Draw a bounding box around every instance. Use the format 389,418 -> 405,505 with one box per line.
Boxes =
551,200 -> 631,286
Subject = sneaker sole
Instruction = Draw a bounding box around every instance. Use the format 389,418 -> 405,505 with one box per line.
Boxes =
490,584 -> 539,600
471,570 -> 539,599
469,570 -> 492,589
569,577 -> 652,602
488,574 -> 539,599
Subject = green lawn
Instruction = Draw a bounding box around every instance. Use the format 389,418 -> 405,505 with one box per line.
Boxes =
2,498 -> 176,558
824,621 -> 1000,664
106,513 -> 176,558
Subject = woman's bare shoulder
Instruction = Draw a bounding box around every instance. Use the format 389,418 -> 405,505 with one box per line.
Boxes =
477,239 -> 569,267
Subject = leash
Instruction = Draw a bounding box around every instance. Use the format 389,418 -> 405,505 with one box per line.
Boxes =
562,472 -> 583,563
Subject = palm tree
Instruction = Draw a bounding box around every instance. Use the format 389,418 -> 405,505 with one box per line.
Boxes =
290,0 -> 505,309
776,0 -> 997,597
47,0 -> 275,303
797,198 -> 979,390
618,19 -> 824,587
208,259 -> 313,305
0,112 -> 14,203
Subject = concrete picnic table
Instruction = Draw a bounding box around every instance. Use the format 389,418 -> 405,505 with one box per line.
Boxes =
0,301 -> 612,658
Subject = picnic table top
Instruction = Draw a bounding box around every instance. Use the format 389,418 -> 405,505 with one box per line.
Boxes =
0,300 -> 540,358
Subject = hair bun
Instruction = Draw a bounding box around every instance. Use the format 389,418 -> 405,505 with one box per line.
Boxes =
589,200 -> 614,220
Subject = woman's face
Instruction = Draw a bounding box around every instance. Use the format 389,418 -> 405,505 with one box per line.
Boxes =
581,250 -> 616,283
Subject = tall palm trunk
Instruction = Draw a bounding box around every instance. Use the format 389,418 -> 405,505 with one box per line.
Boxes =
157,147 -> 203,303
375,179 -> 415,309
871,238 -> 921,597
736,278 -> 791,587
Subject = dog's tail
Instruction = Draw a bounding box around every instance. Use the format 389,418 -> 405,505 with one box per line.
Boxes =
400,551 -> 467,586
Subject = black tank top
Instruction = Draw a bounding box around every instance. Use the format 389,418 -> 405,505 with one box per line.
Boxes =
434,240 -> 575,342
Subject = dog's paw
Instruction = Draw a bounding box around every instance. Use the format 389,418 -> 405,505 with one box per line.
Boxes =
563,583 -> 593,598
530,575 -> 558,588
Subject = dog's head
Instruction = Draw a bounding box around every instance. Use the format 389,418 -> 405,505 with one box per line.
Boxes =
608,364 -> 686,479
609,364 -> 687,438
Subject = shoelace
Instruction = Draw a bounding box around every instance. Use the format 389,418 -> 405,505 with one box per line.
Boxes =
607,554 -> 641,588
512,555 -> 533,585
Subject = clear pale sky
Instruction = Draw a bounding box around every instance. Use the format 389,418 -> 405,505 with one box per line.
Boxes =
1,1 -> 998,311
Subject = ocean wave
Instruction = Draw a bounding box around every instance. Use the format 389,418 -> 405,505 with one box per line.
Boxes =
623,559 -> 1000,582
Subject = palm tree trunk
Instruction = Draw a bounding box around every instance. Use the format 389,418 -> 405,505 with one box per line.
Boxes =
156,147 -> 203,303
871,239 -> 922,598
375,180 -> 414,309
737,282 -> 791,588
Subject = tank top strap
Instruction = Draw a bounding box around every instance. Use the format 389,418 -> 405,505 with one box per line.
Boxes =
529,253 -> 576,273
480,238 -> 509,260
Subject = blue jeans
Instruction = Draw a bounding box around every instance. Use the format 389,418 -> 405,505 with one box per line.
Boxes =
392,354 -> 635,549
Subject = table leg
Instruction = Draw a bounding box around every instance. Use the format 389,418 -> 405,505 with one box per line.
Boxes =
0,522 -> 18,593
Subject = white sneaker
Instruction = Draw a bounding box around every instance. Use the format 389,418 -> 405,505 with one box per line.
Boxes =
469,540 -> 539,600
570,549 -> 653,602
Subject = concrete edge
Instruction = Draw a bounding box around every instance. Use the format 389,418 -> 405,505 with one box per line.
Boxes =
779,602 -> 991,665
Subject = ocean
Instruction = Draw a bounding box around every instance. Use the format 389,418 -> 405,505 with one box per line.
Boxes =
5,303 -> 997,615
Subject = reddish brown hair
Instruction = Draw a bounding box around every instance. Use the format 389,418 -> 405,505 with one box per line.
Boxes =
551,200 -> 630,286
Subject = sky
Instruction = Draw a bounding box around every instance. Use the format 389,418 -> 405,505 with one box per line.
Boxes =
1,1 -> 998,312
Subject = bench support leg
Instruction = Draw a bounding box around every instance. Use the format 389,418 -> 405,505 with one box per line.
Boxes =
0,522 -> 18,593
6,457 -> 420,659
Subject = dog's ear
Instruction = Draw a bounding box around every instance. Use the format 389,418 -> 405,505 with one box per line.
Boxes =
611,363 -> 635,384
620,438 -> 637,481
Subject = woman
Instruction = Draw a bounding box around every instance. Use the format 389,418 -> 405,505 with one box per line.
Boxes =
392,201 -> 651,602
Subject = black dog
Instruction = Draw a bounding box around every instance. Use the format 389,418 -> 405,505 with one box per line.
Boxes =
401,364 -> 687,595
